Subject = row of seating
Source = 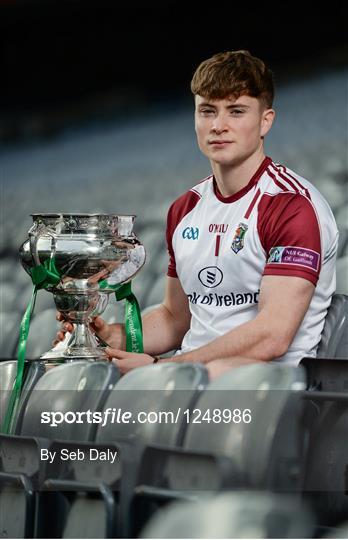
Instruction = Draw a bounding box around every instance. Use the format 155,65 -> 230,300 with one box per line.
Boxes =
1,357 -> 348,537
0,294 -> 347,538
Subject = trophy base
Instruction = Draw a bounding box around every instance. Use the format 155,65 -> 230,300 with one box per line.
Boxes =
64,346 -> 109,361
39,324 -> 110,362
40,346 -> 109,363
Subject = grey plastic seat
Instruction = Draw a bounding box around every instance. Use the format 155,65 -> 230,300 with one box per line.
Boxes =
317,294 -> 348,358
0,361 -> 119,538
324,521 -> 348,538
183,363 -> 306,489
41,362 -> 208,538
0,359 -> 46,434
0,361 -> 17,427
0,361 -> 45,538
20,360 -> 120,440
337,229 -> 348,258
97,362 -> 208,449
299,356 -> 348,528
0,282 -> 18,313
62,496 -> 114,539
141,491 -> 315,539
131,363 -> 306,536
24,308 -> 60,360
336,257 -> 348,295
0,311 -> 21,357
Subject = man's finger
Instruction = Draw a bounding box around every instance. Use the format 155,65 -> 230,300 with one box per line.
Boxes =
105,347 -> 126,359
90,316 -> 106,330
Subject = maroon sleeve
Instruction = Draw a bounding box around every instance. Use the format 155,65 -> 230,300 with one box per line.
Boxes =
257,193 -> 321,286
166,201 -> 179,278
166,190 -> 201,278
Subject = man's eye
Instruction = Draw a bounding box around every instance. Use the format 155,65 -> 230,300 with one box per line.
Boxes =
200,109 -> 214,115
231,109 -> 244,115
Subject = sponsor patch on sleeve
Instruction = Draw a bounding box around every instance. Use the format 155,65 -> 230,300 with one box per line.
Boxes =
268,246 -> 320,272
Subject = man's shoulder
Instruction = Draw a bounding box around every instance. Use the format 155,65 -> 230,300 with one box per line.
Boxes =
263,160 -> 336,218
168,175 -> 212,213
265,160 -> 329,203
264,160 -> 315,196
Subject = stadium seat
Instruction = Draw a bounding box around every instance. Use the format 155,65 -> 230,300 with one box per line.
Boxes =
41,362 -> 208,538
0,359 -> 46,434
0,361 -> 17,429
0,361 -> 119,538
317,294 -> 348,358
140,491 -> 315,539
0,363 -> 46,540
0,311 -> 21,358
19,360 -> 120,440
62,493 -> 116,538
323,521 -> 348,538
336,257 -> 348,295
337,228 -> 348,258
131,363 -> 307,535
299,356 -> 348,528
24,307 -> 60,360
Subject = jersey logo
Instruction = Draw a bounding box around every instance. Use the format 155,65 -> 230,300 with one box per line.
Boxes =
182,227 -> 199,240
198,266 -> 223,288
268,246 -> 320,271
231,223 -> 248,254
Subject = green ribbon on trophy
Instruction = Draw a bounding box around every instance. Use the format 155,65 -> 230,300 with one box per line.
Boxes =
99,280 -> 144,354
2,258 -> 143,434
1,258 -> 60,434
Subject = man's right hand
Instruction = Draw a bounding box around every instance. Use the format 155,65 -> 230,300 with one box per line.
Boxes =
53,313 -> 126,350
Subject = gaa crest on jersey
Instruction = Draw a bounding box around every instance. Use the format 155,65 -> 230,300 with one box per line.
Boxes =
231,222 -> 248,254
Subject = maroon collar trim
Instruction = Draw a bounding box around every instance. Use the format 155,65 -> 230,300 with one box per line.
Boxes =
213,156 -> 272,204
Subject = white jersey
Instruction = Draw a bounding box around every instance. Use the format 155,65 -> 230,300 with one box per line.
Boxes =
166,157 -> 338,365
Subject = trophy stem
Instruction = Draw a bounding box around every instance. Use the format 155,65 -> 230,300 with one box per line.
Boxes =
64,322 -> 108,360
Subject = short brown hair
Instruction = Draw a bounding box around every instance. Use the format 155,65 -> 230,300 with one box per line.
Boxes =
191,50 -> 274,108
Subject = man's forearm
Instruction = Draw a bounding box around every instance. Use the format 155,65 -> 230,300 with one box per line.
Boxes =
141,304 -> 189,356
165,313 -> 286,364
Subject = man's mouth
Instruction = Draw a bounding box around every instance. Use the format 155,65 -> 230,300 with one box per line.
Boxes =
208,140 -> 232,145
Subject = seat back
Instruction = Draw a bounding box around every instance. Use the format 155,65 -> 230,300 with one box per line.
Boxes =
0,360 -> 46,433
20,361 -> 120,441
183,363 -> 306,490
0,485 -> 33,538
62,497 -> 109,538
0,361 -> 17,428
25,308 -> 59,360
96,362 -> 208,449
141,491 -> 315,539
0,312 -> 21,357
300,357 -> 348,527
317,294 -> 348,358
336,257 -> 348,294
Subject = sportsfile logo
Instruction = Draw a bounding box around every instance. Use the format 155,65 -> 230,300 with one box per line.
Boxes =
182,227 -> 199,240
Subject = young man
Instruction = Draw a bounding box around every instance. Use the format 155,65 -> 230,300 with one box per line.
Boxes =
57,50 -> 339,378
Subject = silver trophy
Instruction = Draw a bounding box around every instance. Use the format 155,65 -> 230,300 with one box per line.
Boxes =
19,213 -> 146,361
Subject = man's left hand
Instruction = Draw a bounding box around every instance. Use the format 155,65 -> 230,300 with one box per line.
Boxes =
105,347 -> 154,375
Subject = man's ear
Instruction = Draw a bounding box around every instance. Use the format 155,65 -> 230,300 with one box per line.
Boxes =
261,108 -> 275,138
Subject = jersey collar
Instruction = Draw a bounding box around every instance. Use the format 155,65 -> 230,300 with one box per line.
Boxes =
213,156 -> 272,204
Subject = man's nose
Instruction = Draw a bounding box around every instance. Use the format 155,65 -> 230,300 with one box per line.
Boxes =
211,114 -> 228,133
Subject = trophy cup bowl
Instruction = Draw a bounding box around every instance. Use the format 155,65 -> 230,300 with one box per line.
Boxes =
19,213 -> 146,361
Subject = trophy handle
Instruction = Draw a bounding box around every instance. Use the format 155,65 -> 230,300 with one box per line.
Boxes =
28,223 -> 57,268
28,223 -> 42,266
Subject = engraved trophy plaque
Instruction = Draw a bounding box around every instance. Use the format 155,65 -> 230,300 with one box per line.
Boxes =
19,213 -> 146,361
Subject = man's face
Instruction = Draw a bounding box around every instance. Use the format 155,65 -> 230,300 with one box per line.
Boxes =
194,94 -> 274,167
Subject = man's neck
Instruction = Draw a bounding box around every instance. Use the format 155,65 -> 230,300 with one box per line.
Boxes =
212,150 -> 266,197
